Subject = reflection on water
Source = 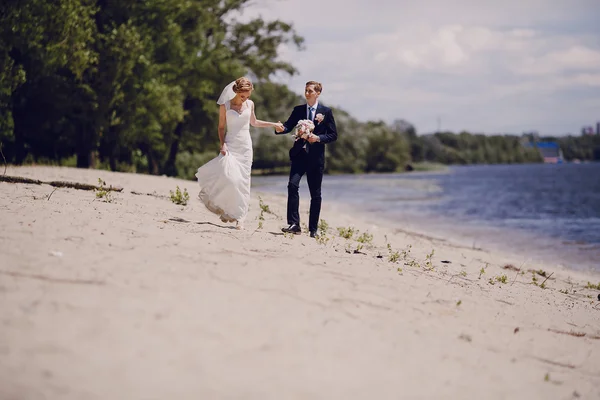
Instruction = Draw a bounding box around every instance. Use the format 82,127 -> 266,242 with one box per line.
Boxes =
253,163 -> 600,272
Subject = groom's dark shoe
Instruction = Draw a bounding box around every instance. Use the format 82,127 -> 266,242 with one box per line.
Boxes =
281,224 -> 301,234
309,231 -> 319,238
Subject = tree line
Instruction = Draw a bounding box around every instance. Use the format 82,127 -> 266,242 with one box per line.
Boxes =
2,0 -> 599,180
1,0 -> 303,175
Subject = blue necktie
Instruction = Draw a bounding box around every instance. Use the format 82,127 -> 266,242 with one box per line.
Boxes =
306,107 -> 315,153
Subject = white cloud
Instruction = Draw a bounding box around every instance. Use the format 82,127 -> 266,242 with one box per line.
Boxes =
513,45 -> 600,76
238,0 -> 600,134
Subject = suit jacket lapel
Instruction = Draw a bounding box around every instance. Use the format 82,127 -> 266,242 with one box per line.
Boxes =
313,103 -> 325,133
306,103 -> 323,120
315,103 -> 324,115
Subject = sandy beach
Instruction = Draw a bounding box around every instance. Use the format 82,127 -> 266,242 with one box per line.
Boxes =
1,165 -> 599,400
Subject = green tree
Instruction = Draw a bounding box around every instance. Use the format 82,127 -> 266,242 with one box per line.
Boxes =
364,122 -> 410,172
0,0 -> 97,162
325,108 -> 368,173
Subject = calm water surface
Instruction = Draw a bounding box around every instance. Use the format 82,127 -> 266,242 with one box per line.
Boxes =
252,163 -> 600,272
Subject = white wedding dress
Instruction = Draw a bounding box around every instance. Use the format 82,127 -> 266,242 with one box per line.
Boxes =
195,100 -> 253,224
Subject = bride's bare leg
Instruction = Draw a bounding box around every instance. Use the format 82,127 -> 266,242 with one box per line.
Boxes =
235,218 -> 245,230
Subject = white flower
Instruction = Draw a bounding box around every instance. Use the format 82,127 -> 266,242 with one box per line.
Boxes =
315,113 -> 324,123
293,119 -> 315,140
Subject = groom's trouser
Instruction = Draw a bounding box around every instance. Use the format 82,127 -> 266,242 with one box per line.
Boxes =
287,153 -> 324,232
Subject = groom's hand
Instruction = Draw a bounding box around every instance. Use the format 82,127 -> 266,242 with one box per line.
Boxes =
307,133 -> 320,143
275,121 -> 285,133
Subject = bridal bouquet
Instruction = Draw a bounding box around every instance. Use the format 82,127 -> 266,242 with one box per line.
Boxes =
293,119 -> 315,140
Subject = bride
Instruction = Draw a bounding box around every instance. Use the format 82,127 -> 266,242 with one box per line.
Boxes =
195,77 -> 283,229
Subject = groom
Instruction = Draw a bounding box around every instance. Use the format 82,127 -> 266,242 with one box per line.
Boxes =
275,81 -> 338,237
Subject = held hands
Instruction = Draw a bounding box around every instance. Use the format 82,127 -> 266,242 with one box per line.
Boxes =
274,121 -> 285,133
220,143 -> 228,155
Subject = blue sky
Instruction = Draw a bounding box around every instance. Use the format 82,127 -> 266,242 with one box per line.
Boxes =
240,0 -> 600,135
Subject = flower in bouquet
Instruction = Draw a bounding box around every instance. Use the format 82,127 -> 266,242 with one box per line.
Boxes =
293,119 -> 315,140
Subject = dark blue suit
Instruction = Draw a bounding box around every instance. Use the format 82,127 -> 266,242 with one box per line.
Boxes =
275,103 -> 338,233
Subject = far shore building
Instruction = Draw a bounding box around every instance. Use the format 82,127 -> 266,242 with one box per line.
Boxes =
535,142 -> 564,164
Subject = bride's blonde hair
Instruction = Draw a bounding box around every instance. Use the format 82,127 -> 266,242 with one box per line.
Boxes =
233,77 -> 253,93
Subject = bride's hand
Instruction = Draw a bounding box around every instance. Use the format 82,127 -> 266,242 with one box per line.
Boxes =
275,121 -> 285,132
220,143 -> 228,155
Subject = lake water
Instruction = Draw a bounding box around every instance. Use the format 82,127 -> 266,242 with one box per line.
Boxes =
252,163 -> 600,272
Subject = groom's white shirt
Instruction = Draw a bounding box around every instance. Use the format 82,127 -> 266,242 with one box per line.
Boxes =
307,101 -> 319,120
